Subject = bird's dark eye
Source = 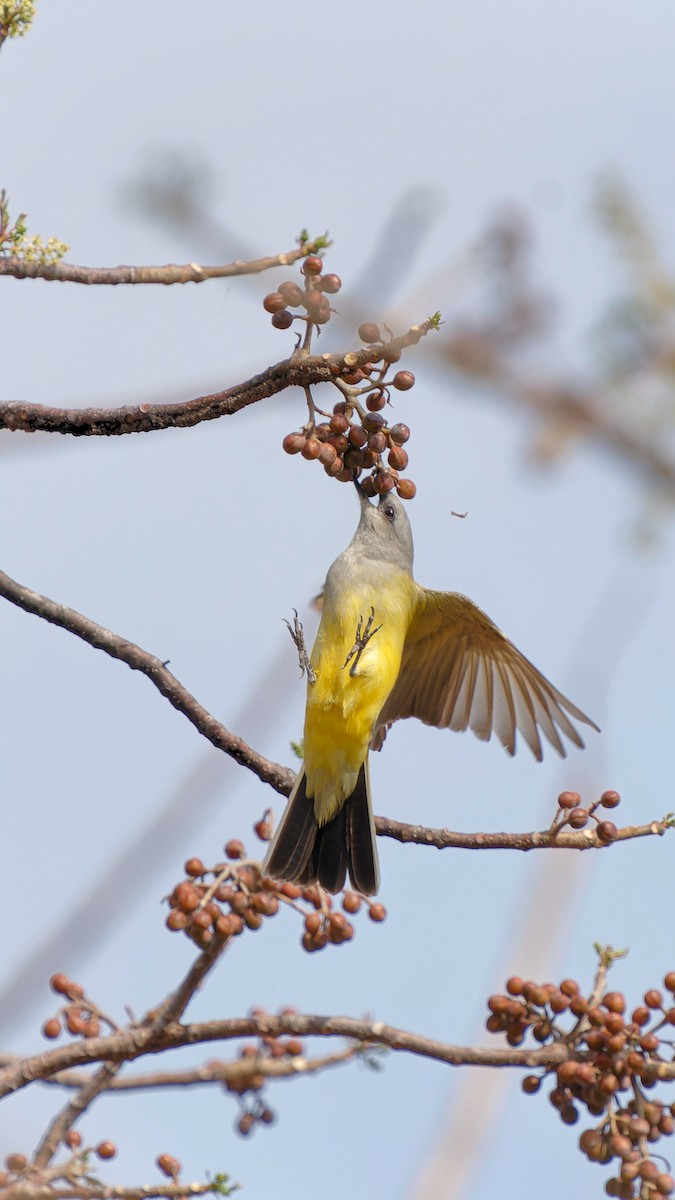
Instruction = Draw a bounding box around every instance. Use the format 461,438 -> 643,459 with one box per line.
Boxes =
383,505 -> 395,521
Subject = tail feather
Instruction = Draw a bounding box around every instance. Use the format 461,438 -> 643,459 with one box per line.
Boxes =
263,768 -> 317,883
264,760 -> 380,896
346,760 -> 380,895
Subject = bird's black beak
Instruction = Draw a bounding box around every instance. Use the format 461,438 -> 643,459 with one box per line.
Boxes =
354,477 -> 373,508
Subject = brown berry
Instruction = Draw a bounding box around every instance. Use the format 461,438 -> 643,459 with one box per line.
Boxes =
664,972 -> 675,993
50,973 -> 71,996
225,839 -> 245,860
96,1142 -> 116,1160
597,821 -> 618,844
319,443 -> 338,468
301,438 -> 321,461
568,807 -> 589,829
184,857 -> 204,877
369,903 -> 387,922
64,1131 -> 81,1149
278,281 -> 304,307
368,431 -> 387,454
558,790 -> 581,809
263,292 -> 287,314
645,989 -> 663,1009
358,322 -> 381,344
600,790 -> 621,808
5,1155 -> 27,1174
320,273 -> 341,294
522,1074 -> 541,1094
271,310 -> 293,330
283,432 -> 305,455
302,254 -> 323,276
238,1113 -> 255,1136
396,479 -> 417,500
348,424 -> 368,448
157,1155 -> 181,1180
389,422 -> 410,446
42,1018 -> 61,1039
388,446 -> 409,471
392,370 -> 415,391
366,391 -> 386,412
330,413 -> 350,434
381,343 -> 401,364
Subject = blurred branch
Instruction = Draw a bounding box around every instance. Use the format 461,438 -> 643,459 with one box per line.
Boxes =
0,1046 -> 359,1092
0,245 -> 309,286
0,567 -> 293,796
1,1185 -> 222,1200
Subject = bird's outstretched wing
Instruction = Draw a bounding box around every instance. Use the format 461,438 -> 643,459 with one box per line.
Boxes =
373,588 -> 598,761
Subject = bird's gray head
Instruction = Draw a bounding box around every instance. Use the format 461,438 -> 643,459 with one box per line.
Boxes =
349,481 -> 414,571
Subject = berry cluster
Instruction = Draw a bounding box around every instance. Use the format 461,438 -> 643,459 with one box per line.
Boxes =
41,972 -> 115,1041
0,1138 -> 117,1191
553,788 -> 621,843
226,1014 -> 297,1136
487,967 -> 675,1197
164,820 -> 386,955
265,253 -> 433,499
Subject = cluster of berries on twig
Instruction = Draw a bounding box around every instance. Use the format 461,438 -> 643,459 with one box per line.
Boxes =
264,251 -> 440,499
164,816 -> 386,955
487,950 -> 675,1198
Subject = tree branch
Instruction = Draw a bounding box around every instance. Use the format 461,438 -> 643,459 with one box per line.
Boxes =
0,567 -> 293,796
0,323 -> 432,437
374,815 -> 673,850
0,246 -> 307,286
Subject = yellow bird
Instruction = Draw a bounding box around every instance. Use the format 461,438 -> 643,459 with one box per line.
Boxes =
265,483 -> 598,895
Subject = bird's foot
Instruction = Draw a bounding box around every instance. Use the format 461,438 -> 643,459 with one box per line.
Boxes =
342,606 -> 383,678
284,609 -> 317,684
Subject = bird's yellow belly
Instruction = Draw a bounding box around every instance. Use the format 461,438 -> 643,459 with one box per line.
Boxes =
303,583 -> 412,823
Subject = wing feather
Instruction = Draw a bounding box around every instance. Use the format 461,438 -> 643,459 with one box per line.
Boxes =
374,587 -> 598,761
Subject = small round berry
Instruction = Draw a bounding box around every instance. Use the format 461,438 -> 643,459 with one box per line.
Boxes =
645,989 -> 663,1009
271,310 -> 293,330
225,839 -> 245,860
278,280 -> 304,307
396,479 -> 417,500
358,322 -> 381,344
282,432 -> 305,455
345,427 -> 366,451
95,1142 -> 116,1160
343,892 -> 361,914
389,422 -> 410,446
381,343 -> 401,364
330,413 -> 350,435
558,790 -> 581,809
184,857 -> 204,877
157,1155 -> 181,1180
604,991 -> 626,1014
4,1155 -> 27,1174
362,411 -> 385,434
49,974 -> 70,996
388,446 -> 409,471
522,1074 -> 541,1094
664,971 -> 675,993
368,431 -> 387,454
366,391 -> 387,412
373,471 -> 396,495
319,273 -> 342,294
314,298 -> 332,325
174,882 -> 201,913
632,1005 -> 650,1025
600,789 -> 621,808
657,1174 -> 675,1195
361,475 -> 377,497
238,1113 -> 255,1136
64,1130 -> 81,1149
597,821 -> 618,844
166,908 -> 189,933
369,902 -> 386,922
301,438 -> 322,461
302,254 -> 323,276
568,807 -> 589,829
42,1018 -> 61,1039
263,292 -> 287,314
392,370 -> 415,391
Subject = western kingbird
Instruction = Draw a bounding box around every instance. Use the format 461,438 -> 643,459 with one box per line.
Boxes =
265,483 -> 598,895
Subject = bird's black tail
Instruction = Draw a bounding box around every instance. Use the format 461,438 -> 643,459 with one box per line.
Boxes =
263,761 -> 380,896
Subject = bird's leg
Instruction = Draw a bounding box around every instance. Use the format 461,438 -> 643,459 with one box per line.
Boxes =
284,609 -> 317,685
342,606 -> 383,678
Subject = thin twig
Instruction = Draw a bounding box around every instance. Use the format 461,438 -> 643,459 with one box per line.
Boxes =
374,815 -> 673,850
0,246 -> 307,286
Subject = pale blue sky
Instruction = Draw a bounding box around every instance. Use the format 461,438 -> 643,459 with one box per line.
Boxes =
2,3 -> 675,1198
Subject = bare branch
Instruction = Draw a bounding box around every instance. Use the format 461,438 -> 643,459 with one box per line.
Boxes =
0,568 -> 293,796
0,1184 -> 221,1200
32,1064 -> 120,1169
0,246 -> 307,286
374,815 -> 673,851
